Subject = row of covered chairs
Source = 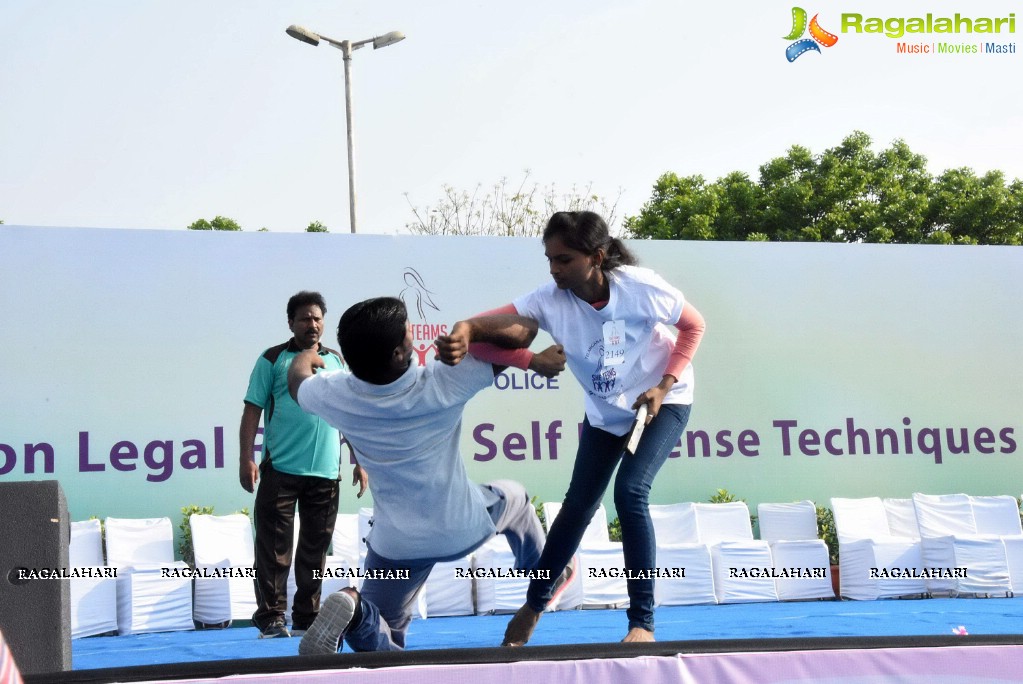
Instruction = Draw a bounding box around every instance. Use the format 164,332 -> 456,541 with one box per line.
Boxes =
632,500 -> 832,606
832,494 -> 1023,600
71,499 -> 835,638
334,499 -> 836,617
72,515 -> 266,638
70,516 -> 194,638
71,513 -> 366,639
73,494 -> 1020,637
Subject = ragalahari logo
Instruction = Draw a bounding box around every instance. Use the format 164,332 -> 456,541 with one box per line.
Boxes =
784,7 -> 839,61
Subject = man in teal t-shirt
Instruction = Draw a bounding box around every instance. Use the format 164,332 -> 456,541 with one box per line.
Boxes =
239,291 -> 366,639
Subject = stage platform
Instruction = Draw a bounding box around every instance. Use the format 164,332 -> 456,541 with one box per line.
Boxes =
24,598 -> 1023,683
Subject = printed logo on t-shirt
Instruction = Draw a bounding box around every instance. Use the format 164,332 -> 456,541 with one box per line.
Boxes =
586,337 -> 618,396
590,360 -> 618,395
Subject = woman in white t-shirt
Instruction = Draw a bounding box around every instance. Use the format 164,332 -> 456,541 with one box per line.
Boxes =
457,211 -> 706,645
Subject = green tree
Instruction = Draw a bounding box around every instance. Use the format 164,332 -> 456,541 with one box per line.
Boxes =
187,215 -> 242,231
406,172 -> 621,237
925,168 -> 1021,245
306,221 -> 329,233
626,131 -> 1023,246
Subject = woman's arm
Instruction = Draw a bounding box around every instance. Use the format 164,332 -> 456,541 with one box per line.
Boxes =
663,303 -> 706,382
435,304 -> 566,378
633,303 -> 706,420
435,305 -> 530,368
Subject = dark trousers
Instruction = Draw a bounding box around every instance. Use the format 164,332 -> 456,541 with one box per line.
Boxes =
526,403 -> 692,632
252,460 -> 339,630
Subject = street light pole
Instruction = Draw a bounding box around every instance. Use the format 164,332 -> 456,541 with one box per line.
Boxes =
341,40 -> 357,234
286,26 -> 405,234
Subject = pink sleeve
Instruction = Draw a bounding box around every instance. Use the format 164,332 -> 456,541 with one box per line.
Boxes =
466,304 -> 535,370
663,303 -> 706,381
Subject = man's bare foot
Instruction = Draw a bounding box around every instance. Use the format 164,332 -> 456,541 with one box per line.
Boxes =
622,627 -> 655,643
501,604 -> 543,646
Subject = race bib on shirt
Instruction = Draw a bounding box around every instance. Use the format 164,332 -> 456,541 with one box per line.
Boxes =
602,320 -> 626,367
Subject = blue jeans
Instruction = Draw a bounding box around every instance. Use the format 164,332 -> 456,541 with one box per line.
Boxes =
526,403 -> 692,633
343,480 -> 544,652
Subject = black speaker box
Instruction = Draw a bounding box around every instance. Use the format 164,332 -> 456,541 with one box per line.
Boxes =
0,480 -> 71,674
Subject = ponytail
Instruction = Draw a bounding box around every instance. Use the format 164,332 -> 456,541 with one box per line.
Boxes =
603,237 -> 637,270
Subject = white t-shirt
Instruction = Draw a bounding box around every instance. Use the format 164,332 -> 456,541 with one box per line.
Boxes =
296,355 -> 497,561
513,264 -> 694,436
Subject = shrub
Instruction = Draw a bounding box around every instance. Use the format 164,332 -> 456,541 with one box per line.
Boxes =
816,505 -> 839,566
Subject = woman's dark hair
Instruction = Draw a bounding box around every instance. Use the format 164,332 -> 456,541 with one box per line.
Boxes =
541,211 -> 636,270
336,297 -> 408,381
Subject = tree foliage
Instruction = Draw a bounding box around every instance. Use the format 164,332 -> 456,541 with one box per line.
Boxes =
305,221 -> 329,233
187,215 -> 242,231
625,131 -> 1023,245
405,173 -> 621,237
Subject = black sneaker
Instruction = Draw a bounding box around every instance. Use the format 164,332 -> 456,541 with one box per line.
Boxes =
298,589 -> 359,655
258,618 -> 291,639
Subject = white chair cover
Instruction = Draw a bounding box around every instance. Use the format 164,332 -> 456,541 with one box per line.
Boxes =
757,502 -> 833,601
971,495 -> 1023,595
883,499 -> 921,539
970,496 -> 1023,536
648,503 -> 715,606
695,502 -> 777,604
189,514 -> 257,625
757,501 -> 819,542
69,520 -> 117,638
422,556 -> 475,617
104,517 -> 193,635
831,497 -> 926,600
912,493 -> 1010,596
694,502 -> 755,544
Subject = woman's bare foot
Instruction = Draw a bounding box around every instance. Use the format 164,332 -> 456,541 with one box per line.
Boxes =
501,604 -> 543,646
622,627 -> 655,643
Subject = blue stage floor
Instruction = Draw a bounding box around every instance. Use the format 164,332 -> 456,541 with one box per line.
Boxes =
72,597 -> 1023,670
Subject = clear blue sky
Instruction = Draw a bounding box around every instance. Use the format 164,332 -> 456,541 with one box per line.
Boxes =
2,0 -> 1020,234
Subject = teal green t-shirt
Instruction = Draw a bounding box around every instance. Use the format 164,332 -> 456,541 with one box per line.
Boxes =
244,340 -> 344,479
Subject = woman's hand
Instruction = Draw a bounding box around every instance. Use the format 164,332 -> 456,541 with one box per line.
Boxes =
435,321 -> 472,366
632,375 -> 677,424
528,345 -> 566,377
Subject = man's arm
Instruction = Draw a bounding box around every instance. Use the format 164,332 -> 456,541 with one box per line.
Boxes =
435,314 -> 538,366
287,349 -> 326,402
239,403 -> 262,493
344,438 -> 369,498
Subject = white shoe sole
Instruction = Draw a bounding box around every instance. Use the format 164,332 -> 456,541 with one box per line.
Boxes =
298,591 -> 357,655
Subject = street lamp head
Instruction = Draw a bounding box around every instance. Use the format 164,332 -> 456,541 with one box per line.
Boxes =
285,24 -> 406,234
373,31 -> 405,49
286,25 -> 320,47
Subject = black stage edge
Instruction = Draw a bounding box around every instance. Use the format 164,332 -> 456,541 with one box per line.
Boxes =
24,635 -> 1023,684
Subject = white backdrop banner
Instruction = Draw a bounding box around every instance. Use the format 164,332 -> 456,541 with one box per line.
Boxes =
0,226 -> 1020,525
